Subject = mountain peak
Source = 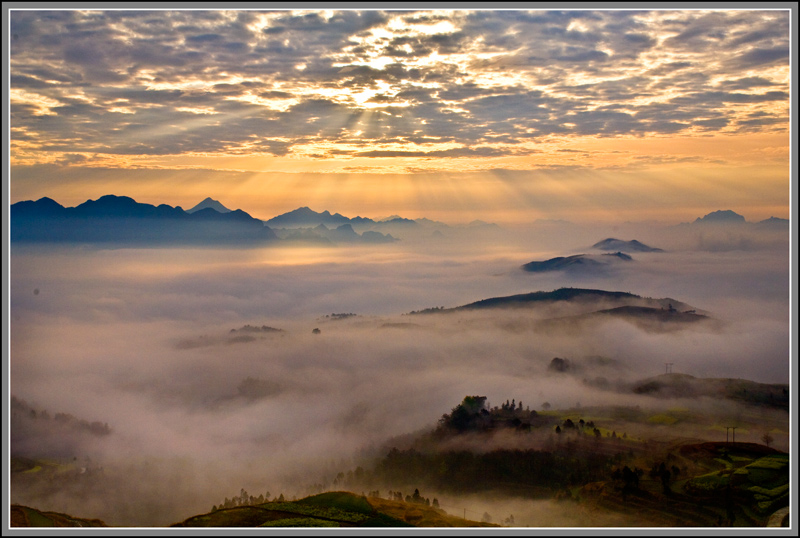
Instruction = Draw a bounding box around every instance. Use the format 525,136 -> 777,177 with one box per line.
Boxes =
187,197 -> 232,214
592,238 -> 663,252
694,210 -> 746,224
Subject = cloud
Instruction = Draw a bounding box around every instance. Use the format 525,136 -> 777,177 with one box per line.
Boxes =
8,9 -> 790,163
8,218 -> 790,526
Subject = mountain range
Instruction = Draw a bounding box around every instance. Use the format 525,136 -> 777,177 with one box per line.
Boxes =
276,223 -> 396,244
685,210 -> 788,227
11,195 -> 276,245
11,196 -> 787,246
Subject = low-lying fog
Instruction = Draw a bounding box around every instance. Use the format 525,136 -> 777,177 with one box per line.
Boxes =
9,221 -> 790,526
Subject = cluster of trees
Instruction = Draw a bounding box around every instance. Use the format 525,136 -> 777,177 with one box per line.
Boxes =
11,396 -> 111,436
368,445 -> 619,495
437,395 -> 549,434
229,324 -> 282,334
326,313 -> 357,320
406,306 -> 446,315
211,489 -> 285,512
649,462 -> 682,494
611,465 -> 645,497
379,488 -> 439,508
553,417 -> 627,441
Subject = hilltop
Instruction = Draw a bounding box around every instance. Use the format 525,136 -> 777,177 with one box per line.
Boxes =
521,252 -> 632,274
592,238 -> 663,252
408,288 -> 696,315
171,491 -> 494,528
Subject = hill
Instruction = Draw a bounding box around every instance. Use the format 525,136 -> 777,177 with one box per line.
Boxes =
11,195 -> 278,245
582,442 -> 788,527
631,373 -> 789,410
521,252 -> 632,274
11,505 -> 108,527
592,238 -> 663,252
407,288 -> 696,315
458,288 -> 642,310
171,491 -> 494,527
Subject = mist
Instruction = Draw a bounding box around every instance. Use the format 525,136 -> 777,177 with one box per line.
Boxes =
8,221 -> 790,526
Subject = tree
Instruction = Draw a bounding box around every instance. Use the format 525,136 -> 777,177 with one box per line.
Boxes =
481,512 -> 492,523
659,463 -> 671,494
762,432 -> 774,447
542,402 -> 551,410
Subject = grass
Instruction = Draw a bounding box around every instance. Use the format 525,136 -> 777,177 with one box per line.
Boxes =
175,492 -> 413,528
686,471 -> 730,492
261,501 -> 370,523
297,491 -> 374,515
647,414 -> 678,425
260,517 -> 339,527
748,484 -> 789,498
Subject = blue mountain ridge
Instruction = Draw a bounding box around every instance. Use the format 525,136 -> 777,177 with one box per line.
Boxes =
11,195 -> 276,244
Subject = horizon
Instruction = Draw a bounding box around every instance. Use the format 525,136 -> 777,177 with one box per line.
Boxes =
9,191 -> 788,228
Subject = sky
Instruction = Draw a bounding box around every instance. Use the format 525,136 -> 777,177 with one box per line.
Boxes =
8,7 -> 792,224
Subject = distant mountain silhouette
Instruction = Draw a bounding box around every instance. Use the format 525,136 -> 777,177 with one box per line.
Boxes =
266,206 -> 463,230
521,252 -> 631,273
457,288 -> 642,310
265,207 -> 375,228
11,195 -> 277,245
754,216 -> 789,229
274,222 -> 396,244
693,210 -> 746,224
592,238 -> 663,252
408,287 -> 699,315
187,197 -> 232,213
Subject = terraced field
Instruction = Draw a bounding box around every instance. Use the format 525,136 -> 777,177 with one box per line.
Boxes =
583,442 -> 789,527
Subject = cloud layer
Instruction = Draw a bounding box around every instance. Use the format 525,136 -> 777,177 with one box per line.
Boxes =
9,227 -> 790,525
10,9 -> 790,164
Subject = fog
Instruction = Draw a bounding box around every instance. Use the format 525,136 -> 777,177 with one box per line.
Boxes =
8,222 -> 790,526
